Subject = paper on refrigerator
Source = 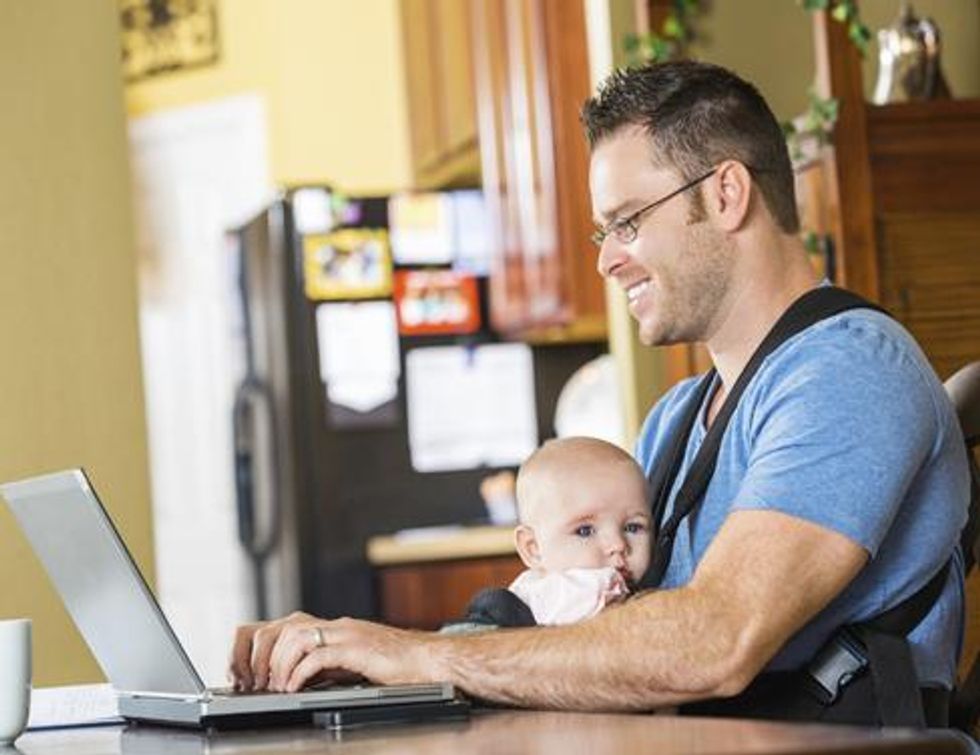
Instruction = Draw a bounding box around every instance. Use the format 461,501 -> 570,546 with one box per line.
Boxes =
315,301 -> 400,413
406,343 -> 537,472
388,192 -> 454,265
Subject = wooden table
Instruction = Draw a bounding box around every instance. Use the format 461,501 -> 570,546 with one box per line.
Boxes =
14,709 -> 975,754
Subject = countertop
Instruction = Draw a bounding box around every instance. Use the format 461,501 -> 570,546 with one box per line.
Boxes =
366,525 -> 517,566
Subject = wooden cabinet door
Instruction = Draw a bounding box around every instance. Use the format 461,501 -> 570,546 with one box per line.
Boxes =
376,555 -> 525,630
539,0 -> 607,337
402,0 -> 443,180
401,0 -> 480,188
471,0 -> 559,332
436,0 -> 479,163
471,0 -> 605,339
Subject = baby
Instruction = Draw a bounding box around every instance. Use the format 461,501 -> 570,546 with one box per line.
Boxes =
451,436 -> 652,630
510,436 -> 652,624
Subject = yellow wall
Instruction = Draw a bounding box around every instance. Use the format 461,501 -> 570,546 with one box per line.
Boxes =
125,0 -> 413,194
0,2 -> 154,685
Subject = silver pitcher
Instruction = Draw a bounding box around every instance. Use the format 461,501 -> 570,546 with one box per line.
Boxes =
872,2 -> 948,104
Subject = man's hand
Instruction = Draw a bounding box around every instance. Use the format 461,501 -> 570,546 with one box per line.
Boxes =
229,611 -> 312,691
228,612 -> 433,693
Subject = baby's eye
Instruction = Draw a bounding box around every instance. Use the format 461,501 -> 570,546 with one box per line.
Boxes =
625,521 -> 648,535
574,524 -> 595,538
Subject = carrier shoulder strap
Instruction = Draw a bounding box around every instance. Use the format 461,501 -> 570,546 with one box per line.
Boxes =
642,286 -> 883,588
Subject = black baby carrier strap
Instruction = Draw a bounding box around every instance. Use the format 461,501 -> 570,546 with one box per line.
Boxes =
639,286 -> 956,728
642,286 -> 886,587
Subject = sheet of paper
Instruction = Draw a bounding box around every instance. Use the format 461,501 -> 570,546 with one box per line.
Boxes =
292,187 -> 334,234
406,343 -> 537,472
27,683 -> 123,730
389,192 -> 454,265
451,189 -> 493,275
315,301 -> 400,413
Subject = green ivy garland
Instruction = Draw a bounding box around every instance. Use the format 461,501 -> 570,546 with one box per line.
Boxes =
802,0 -> 872,54
623,0 -> 699,64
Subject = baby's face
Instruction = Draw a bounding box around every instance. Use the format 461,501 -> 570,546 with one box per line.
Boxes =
525,463 -> 651,584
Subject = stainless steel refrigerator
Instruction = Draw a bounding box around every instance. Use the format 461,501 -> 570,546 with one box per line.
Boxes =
228,187 -> 603,622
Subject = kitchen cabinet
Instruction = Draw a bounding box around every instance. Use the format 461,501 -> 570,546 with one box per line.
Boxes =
400,0 -> 606,340
368,525 -> 523,629
470,0 -> 607,341
400,0 -> 481,189
376,555 -> 525,630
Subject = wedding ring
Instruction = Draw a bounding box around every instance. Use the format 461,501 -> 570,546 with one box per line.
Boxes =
312,627 -> 325,648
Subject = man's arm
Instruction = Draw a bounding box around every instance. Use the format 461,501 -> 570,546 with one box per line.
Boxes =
427,509 -> 866,709
256,508 -> 867,710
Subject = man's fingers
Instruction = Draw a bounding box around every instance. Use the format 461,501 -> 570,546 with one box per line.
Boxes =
228,623 -> 259,690
249,621 -> 286,690
269,623 -> 319,691
286,648 -> 336,693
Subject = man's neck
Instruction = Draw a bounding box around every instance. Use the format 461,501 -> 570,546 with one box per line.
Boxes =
705,234 -> 820,395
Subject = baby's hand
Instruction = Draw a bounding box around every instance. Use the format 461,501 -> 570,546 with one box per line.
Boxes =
599,568 -> 630,607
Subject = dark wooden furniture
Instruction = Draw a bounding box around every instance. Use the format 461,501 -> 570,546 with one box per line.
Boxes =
810,11 -> 980,381
375,554 -> 523,630
368,526 -> 523,629
15,709 -> 973,754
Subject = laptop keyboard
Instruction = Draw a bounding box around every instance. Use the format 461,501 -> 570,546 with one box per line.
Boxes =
208,683 -> 362,697
208,686 -> 277,697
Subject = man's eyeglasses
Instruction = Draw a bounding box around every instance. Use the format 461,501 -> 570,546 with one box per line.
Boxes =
590,168 -> 718,248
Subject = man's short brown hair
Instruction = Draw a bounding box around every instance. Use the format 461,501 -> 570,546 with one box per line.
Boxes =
581,61 -> 799,234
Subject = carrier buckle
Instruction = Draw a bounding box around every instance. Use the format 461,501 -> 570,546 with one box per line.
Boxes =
806,628 -> 869,705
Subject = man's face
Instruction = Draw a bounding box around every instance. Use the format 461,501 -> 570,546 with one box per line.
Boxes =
589,127 -> 733,346
526,463 -> 652,585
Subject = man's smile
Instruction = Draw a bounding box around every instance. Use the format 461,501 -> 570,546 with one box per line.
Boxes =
626,279 -> 651,303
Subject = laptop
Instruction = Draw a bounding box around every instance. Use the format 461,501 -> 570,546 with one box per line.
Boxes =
0,469 -> 458,728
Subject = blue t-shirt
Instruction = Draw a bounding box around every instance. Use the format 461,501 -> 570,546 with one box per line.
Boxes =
635,308 -> 970,687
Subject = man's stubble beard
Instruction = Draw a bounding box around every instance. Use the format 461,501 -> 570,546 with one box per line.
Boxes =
639,221 -> 733,348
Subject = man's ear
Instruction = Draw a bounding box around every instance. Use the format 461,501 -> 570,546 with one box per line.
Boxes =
711,160 -> 753,232
514,524 -> 541,570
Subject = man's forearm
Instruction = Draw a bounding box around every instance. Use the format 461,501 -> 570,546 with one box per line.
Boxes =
398,511 -> 867,710
425,585 -> 753,711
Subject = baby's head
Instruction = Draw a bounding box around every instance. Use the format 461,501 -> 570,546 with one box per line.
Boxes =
514,436 -> 651,585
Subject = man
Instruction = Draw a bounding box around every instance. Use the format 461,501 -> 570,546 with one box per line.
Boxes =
228,62 -> 968,724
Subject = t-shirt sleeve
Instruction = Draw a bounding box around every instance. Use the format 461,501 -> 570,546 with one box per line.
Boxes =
732,331 -> 940,556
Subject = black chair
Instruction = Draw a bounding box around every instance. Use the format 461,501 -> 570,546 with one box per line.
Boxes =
945,361 -> 980,735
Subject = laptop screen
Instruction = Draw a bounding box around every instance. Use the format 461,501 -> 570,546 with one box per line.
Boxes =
2,469 -> 205,695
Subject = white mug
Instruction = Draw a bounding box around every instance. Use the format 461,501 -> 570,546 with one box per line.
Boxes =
0,619 -> 31,746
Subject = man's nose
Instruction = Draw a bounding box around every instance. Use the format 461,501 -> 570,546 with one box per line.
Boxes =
596,236 -> 627,280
